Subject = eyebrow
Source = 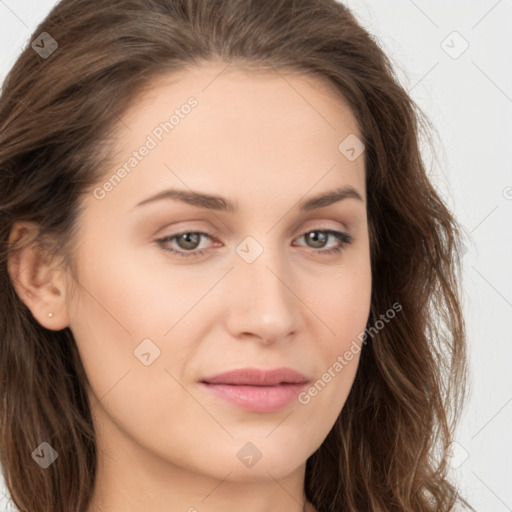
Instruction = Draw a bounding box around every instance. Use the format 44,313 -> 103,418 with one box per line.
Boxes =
133,185 -> 364,212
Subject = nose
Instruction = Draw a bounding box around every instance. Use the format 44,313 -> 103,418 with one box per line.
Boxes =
223,242 -> 300,345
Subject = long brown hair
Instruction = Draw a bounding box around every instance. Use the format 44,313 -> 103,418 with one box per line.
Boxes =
0,1 -> 473,511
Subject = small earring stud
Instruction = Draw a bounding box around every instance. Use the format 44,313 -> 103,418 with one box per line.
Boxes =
48,312 -> 54,318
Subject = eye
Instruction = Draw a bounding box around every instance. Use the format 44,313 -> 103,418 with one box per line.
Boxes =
156,231 -> 215,258
293,229 -> 353,255
156,229 -> 352,258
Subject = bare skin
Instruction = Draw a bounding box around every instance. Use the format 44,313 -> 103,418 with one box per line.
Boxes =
9,61 -> 371,512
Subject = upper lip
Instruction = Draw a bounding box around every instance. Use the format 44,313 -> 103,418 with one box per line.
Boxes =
201,367 -> 309,386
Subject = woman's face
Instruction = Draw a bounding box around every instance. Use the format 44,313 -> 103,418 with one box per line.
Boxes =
64,62 -> 371,487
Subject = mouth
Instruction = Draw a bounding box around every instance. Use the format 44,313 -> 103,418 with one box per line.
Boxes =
199,367 -> 309,413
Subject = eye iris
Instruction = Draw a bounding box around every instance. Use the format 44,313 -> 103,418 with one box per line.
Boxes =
177,233 -> 201,250
306,231 -> 327,248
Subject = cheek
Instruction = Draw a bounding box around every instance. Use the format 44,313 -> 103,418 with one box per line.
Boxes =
68,234 -> 198,337
64,240 -> 157,401
309,258 -> 372,345
65,236 -> 214,409
302,257 -> 371,406
65,252 -> 198,452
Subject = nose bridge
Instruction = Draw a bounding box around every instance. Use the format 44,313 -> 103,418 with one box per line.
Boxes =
225,234 -> 299,342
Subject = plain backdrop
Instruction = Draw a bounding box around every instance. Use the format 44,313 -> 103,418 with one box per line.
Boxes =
1,1 -> 511,511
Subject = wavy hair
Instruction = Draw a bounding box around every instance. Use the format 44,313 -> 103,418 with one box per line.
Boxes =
0,0 -> 473,511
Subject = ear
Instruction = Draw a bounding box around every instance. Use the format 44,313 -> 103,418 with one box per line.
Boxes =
7,221 -> 70,331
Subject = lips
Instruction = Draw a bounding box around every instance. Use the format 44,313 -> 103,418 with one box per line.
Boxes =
200,367 -> 309,386
199,367 -> 310,412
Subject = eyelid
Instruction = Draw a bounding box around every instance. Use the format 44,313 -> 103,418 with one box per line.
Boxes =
156,219 -> 348,239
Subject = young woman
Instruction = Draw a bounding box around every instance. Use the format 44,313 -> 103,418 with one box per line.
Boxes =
0,1 -> 474,511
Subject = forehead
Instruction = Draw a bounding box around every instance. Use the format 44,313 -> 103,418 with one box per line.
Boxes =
88,61 -> 366,216
119,60 -> 362,151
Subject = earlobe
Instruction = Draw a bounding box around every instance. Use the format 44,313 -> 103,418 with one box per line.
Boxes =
7,222 -> 70,331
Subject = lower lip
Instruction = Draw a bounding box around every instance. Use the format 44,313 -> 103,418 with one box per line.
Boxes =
199,382 -> 308,412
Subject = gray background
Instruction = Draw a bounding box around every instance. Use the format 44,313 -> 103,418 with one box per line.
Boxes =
1,1 -> 511,511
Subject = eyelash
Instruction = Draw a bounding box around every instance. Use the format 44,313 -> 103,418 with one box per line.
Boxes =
156,229 -> 353,259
